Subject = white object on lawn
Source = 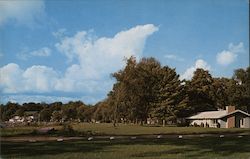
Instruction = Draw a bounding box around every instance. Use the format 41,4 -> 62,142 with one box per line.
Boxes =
57,138 -> 64,142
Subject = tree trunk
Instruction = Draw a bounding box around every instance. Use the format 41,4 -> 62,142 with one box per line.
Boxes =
163,119 -> 166,127
113,119 -> 116,127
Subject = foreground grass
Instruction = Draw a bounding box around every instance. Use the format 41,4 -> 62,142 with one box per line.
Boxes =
1,123 -> 250,137
1,136 -> 250,159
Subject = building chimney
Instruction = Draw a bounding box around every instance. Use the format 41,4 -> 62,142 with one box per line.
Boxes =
226,106 -> 235,128
226,106 -> 235,113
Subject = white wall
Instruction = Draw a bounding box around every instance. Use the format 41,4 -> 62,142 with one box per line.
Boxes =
243,117 -> 250,128
190,119 -> 216,128
218,119 -> 226,128
190,119 -> 227,128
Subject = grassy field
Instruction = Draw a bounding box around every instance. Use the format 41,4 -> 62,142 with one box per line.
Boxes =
1,123 -> 250,159
1,136 -> 250,159
1,123 -> 250,137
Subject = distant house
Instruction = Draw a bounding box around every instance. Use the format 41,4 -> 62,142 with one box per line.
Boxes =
8,111 -> 38,124
186,106 -> 250,128
24,111 -> 38,122
9,116 -> 24,123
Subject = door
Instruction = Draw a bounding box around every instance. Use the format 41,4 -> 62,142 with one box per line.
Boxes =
235,115 -> 241,128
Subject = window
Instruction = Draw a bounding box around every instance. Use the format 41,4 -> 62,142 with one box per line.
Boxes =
212,119 -> 217,124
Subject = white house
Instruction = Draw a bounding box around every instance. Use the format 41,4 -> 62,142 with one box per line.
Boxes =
8,116 -> 24,123
186,106 -> 250,128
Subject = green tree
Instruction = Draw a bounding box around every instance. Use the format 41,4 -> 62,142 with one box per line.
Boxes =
187,68 -> 217,114
229,67 -> 250,112
1,102 -> 20,121
51,111 -> 62,122
39,108 -> 52,122
111,57 -> 162,125
77,105 -> 86,122
151,66 -> 189,125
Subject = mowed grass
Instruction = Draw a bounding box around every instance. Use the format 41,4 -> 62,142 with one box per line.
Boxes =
1,123 -> 250,137
0,125 -> 61,137
71,123 -> 250,135
1,136 -> 250,159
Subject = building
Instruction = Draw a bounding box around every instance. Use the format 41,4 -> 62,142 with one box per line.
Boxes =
186,106 -> 250,128
8,116 -> 24,123
8,111 -> 38,124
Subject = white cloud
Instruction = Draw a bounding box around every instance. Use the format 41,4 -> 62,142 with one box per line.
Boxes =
0,0 -> 45,26
30,47 -> 51,57
0,64 -> 58,93
0,0 -> 45,25
17,47 -> 51,60
0,63 -> 24,93
164,54 -> 184,61
216,42 -> 245,66
180,59 -> 211,80
55,23 -> 158,81
1,95 -> 83,104
52,28 -> 67,39
23,65 -> 58,92
216,51 -> 237,66
0,24 -> 158,103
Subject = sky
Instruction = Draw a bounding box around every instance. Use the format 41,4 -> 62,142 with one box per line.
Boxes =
0,0 -> 249,104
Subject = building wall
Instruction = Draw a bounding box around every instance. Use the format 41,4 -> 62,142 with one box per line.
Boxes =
227,115 -> 235,128
243,117 -> 250,128
190,119 -> 218,128
218,119 -> 226,128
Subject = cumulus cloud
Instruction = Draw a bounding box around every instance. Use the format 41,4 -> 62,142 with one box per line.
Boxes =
0,24 -> 158,103
180,59 -> 211,80
0,63 -> 24,93
164,54 -> 184,61
54,24 -> 158,89
23,65 -> 58,92
0,64 -> 58,93
0,0 -> 45,26
216,42 -> 245,66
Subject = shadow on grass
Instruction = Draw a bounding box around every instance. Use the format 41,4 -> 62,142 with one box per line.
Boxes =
1,140 -> 109,158
1,136 -> 250,158
130,137 -> 250,158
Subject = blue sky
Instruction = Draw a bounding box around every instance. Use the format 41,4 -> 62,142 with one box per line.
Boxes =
0,0 -> 249,104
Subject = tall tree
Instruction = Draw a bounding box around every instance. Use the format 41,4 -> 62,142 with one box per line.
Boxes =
111,57 -> 162,124
229,67 -> 250,112
151,66 -> 189,125
187,68 -> 217,114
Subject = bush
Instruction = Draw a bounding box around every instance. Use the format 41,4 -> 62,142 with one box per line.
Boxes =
59,123 -> 75,136
177,121 -> 190,127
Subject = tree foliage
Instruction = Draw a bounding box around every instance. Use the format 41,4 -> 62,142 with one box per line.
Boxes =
0,57 -> 249,126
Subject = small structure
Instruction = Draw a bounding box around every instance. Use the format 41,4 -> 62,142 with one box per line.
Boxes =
186,106 -> 250,128
9,116 -> 24,123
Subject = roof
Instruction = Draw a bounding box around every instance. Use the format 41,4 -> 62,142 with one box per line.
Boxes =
187,110 -> 227,119
222,110 -> 250,118
187,109 -> 250,120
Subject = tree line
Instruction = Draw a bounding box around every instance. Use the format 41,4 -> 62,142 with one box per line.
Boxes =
0,57 -> 249,125
0,101 -> 96,122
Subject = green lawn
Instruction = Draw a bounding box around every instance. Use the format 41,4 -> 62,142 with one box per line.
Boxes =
71,123 -> 250,135
1,123 -> 250,158
1,123 -> 250,137
1,136 -> 250,159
